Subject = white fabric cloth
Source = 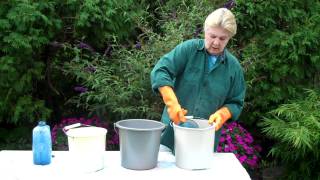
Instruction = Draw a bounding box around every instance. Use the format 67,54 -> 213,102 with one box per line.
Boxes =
159,144 -> 172,152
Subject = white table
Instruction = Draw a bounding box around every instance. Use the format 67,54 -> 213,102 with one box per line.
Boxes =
0,150 -> 251,180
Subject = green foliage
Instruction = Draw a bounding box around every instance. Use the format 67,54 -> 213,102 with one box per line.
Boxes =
0,1 -> 60,123
54,0 -> 146,48
232,0 -> 320,125
259,89 -> 320,179
0,126 -> 32,150
0,0 -> 149,124
62,0 -> 220,121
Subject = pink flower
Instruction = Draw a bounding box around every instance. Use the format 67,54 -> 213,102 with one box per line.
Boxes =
217,122 -> 261,170
224,147 -> 230,152
217,146 -> 222,152
246,158 -> 257,168
246,147 -> 254,155
239,155 -> 247,163
254,145 -> 262,152
226,135 -> 232,142
219,137 -> 225,142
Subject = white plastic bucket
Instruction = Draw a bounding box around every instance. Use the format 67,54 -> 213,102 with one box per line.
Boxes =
173,119 -> 215,170
64,123 -> 107,172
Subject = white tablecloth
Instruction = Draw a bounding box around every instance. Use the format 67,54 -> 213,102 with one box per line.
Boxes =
0,150 -> 251,180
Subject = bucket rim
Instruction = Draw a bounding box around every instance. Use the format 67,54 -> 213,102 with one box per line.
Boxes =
65,126 -> 108,138
172,120 -> 215,131
115,119 -> 165,131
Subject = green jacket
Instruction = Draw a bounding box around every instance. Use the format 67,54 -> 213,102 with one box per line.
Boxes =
151,39 -> 246,152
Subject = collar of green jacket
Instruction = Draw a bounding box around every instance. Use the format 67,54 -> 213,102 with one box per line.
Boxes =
196,39 -> 226,64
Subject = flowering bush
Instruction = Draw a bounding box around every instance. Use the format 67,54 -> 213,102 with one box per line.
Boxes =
51,116 -> 119,150
217,122 -> 262,170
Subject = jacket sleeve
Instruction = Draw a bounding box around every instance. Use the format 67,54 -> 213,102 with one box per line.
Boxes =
224,66 -> 246,121
150,41 -> 190,94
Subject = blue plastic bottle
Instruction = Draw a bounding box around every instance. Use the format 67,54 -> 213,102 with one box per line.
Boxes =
32,121 -> 52,165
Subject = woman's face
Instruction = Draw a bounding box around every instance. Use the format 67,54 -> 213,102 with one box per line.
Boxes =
204,26 -> 231,55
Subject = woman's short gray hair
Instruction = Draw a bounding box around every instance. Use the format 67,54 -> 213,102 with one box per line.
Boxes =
204,8 -> 237,37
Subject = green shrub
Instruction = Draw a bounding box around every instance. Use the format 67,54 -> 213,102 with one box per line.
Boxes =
62,0 -> 221,121
0,0 -> 149,124
0,1 -> 59,123
232,0 -> 320,125
0,126 -> 32,150
54,0 -> 146,48
259,89 -> 320,179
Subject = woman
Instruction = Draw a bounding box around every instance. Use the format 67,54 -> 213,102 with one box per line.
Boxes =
151,8 -> 246,152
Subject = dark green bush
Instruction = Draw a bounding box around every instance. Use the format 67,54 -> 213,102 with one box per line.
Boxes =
54,0 -> 146,48
232,0 -> 320,125
0,1 -> 59,123
0,0 -> 148,124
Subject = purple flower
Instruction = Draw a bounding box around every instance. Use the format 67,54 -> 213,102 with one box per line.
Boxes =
83,119 -> 93,125
223,0 -> 236,9
108,133 -> 119,145
135,41 -> 141,49
236,134 -> 241,140
254,145 -> 262,152
229,122 -> 237,128
74,86 -> 88,93
243,144 -> 249,150
219,137 -> 225,142
217,122 -> 261,170
239,155 -> 247,163
252,155 -> 258,160
244,137 -> 253,143
226,134 -> 232,142
246,147 -> 254,155
246,158 -> 257,167
238,125 -> 246,132
229,144 -> 237,151
217,146 -> 222,152
77,41 -> 95,53
84,66 -> 96,73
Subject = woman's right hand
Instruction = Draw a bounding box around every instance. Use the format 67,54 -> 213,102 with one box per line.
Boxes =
159,86 -> 188,124
167,106 -> 187,124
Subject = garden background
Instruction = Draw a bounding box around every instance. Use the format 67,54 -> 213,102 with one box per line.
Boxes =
0,0 -> 319,179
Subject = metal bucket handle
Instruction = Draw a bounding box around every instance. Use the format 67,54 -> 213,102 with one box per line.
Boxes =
169,116 -> 204,127
185,116 -> 216,126
62,123 -> 92,134
113,122 -> 119,134
185,116 -> 207,121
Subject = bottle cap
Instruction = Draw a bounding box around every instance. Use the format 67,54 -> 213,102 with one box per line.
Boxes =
38,121 -> 46,126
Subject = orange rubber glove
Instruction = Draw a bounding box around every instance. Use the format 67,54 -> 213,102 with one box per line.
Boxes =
159,86 -> 187,124
208,107 -> 232,131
